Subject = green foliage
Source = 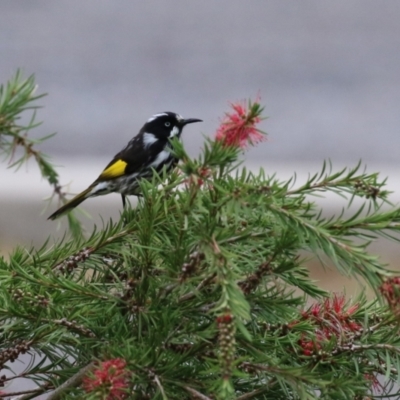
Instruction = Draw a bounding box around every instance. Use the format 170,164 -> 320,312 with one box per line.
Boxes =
0,71 -> 83,238
2,72 -> 400,399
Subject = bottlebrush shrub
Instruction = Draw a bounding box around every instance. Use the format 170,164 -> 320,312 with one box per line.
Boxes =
2,95 -> 400,399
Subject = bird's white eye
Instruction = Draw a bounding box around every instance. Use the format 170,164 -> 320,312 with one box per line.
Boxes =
165,122 -> 171,127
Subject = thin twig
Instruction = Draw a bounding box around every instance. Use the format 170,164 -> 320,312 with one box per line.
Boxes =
336,343 -> 400,355
219,232 -> 266,245
162,321 -> 184,348
158,283 -> 179,299
236,385 -> 274,400
178,273 -> 216,303
154,375 -> 166,399
7,387 -> 48,400
286,179 -> 342,196
46,361 -> 95,400
184,386 -> 212,400
368,361 -> 399,376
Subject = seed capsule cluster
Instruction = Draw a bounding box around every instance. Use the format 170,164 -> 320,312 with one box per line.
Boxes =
11,288 -> 49,307
0,340 -> 31,369
354,180 -> 380,199
180,251 -> 205,281
239,261 -> 272,294
55,247 -> 92,273
216,313 -> 235,379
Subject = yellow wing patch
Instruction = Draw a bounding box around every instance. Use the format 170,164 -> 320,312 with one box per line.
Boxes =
99,159 -> 128,180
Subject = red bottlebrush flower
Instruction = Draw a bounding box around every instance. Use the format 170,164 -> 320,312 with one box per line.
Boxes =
310,302 -> 322,318
298,294 -> 361,356
330,294 -> 346,314
216,313 -> 233,324
83,358 -> 129,399
215,99 -> 266,149
380,277 -> 400,313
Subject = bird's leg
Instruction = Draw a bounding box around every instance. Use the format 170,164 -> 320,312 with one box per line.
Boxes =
121,194 -> 130,226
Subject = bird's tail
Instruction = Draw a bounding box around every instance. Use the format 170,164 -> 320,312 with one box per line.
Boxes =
48,187 -> 92,220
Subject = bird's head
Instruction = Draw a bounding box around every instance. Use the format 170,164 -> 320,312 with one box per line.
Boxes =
142,112 -> 202,142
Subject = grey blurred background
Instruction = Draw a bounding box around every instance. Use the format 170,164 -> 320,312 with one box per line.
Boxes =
2,2 -> 400,397
2,1 -> 400,272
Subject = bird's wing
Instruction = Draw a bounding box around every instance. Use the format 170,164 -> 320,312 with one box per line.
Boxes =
98,158 -> 128,180
96,136 -> 156,181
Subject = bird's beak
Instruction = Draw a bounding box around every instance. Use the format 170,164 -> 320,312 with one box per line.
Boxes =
181,118 -> 202,126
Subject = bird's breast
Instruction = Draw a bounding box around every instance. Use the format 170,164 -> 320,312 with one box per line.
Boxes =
149,149 -> 174,169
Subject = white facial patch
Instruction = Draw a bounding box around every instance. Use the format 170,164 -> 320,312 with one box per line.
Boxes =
143,132 -> 158,148
176,114 -> 184,122
147,113 -> 168,123
149,150 -> 171,168
169,126 -> 180,138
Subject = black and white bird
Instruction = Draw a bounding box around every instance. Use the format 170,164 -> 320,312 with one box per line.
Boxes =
48,112 -> 202,220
